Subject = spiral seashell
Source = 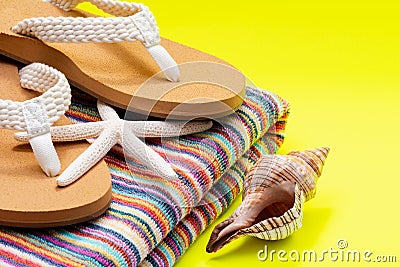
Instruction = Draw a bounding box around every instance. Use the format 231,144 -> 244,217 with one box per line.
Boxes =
244,147 -> 330,201
206,147 -> 330,253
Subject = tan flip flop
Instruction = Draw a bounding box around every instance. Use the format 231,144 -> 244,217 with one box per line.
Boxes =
0,57 -> 112,228
0,0 -> 245,119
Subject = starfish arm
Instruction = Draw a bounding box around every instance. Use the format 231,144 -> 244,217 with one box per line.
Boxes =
97,100 -> 120,121
127,121 -> 213,138
56,127 -> 117,186
14,121 -> 107,142
121,130 -> 177,181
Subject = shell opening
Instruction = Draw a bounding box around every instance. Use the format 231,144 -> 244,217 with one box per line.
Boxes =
206,182 -> 296,253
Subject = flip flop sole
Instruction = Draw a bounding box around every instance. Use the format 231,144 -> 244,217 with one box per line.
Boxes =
0,0 -> 246,119
0,58 -> 112,228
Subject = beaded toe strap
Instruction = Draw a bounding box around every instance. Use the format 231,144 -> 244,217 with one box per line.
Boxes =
0,63 -> 71,176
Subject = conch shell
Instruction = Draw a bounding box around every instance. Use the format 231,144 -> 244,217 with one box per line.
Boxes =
206,147 -> 330,253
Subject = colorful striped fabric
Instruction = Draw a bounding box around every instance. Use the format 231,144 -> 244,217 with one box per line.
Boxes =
141,137 -> 275,267
0,86 -> 289,267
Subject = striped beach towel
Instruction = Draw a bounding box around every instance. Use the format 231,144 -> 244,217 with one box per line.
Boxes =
0,86 -> 289,266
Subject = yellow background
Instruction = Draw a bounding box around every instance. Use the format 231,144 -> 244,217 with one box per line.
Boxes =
81,1 -> 400,266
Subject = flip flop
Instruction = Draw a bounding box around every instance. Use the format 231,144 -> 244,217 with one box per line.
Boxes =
0,0 -> 245,119
0,57 -> 112,228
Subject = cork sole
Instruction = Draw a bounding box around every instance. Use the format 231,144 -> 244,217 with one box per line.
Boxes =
0,57 -> 112,228
0,0 -> 246,119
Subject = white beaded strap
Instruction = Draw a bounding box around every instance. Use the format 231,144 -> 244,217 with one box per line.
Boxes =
49,0 -> 141,16
12,0 -> 180,82
0,63 -> 71,177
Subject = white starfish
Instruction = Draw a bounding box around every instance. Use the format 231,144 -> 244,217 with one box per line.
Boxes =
15,100 -> 213,187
